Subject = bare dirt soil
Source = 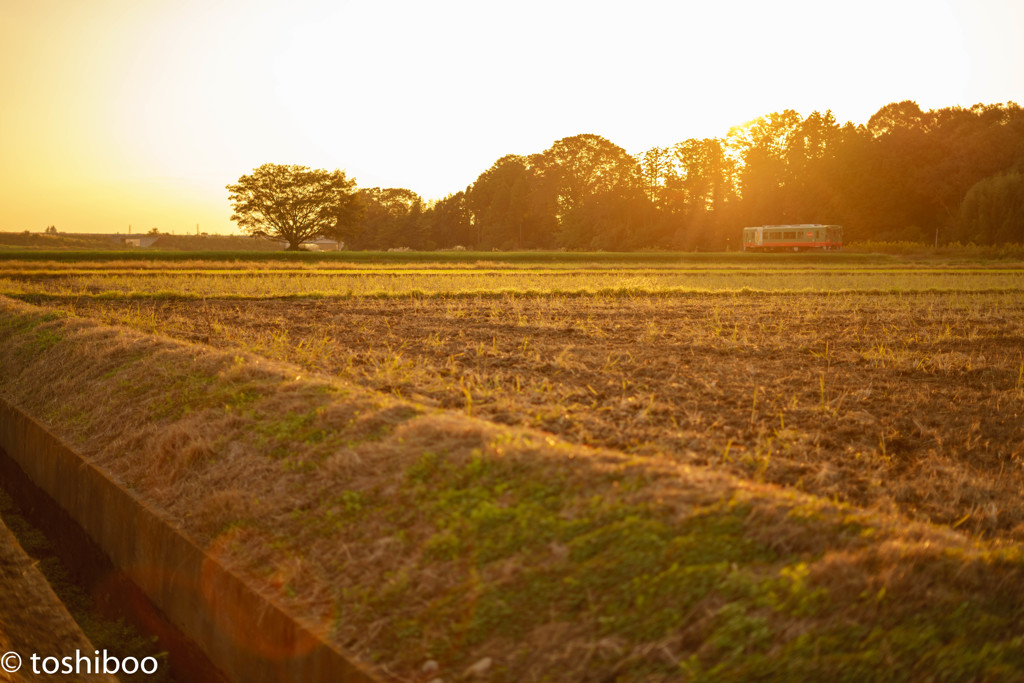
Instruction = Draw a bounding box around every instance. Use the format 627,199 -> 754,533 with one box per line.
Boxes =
61,292 -> 1024,542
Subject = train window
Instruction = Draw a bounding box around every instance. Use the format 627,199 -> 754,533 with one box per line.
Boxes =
769,231 -> 781,239
783,231 -> 796,239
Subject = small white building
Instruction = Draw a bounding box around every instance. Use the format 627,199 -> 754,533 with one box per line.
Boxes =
275,238 -> 343,251
306,238 -> 343,251
118,235 -> 160,247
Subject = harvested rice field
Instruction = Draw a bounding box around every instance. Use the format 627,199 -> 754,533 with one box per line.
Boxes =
2,252 -> 1024,682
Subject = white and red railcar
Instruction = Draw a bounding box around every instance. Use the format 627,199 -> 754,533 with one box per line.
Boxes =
742,224 -> 843,252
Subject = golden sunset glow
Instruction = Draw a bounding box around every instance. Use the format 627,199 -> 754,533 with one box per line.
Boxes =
1,0 -> 1021,234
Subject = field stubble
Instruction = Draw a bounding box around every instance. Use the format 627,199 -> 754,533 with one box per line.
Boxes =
3,263 -> 1024,299
59,290 -> 1024,543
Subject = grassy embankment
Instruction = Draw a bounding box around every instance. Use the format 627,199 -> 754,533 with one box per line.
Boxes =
3,293 -> 1024,681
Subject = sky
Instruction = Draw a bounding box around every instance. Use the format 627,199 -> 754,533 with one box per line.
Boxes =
1,0 -> 1022,234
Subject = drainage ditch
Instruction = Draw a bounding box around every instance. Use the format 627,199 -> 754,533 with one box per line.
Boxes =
0,446 -> 227,683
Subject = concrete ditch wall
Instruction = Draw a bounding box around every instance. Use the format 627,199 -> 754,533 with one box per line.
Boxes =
0,399 -> 378,683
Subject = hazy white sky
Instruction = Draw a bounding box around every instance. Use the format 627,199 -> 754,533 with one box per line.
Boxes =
1,0 -> 1022,233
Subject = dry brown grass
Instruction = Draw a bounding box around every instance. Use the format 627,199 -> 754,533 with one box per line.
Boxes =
59,292 -> 1024,542
5,293 -> 1024,680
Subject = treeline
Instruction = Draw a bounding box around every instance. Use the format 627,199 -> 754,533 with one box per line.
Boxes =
336,101 -> 1024,250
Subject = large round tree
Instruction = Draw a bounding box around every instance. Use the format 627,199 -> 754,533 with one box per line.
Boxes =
227,163 -> 361,250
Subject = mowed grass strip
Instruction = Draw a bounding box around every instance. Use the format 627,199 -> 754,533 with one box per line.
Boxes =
5,266 -> 1024,278
0,249 -> 901,265
2,266 -> 1024,298
2,243 -> 1023,264
2,297 -> 1024,682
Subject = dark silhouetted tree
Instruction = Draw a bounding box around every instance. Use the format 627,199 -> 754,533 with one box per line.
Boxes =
422,192 -> 474,248
347,187 -> 424,249
534,134 -> 643,248
727,110 -> 803,225
227,164 -> 360,250
867,100 -> 930,137
956,169 -> 1024,244
665,137 -> 738,249
466,155 -> 556,249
